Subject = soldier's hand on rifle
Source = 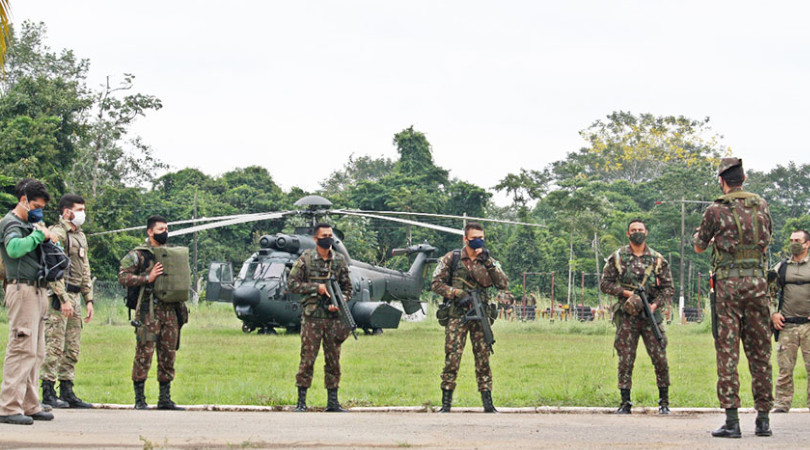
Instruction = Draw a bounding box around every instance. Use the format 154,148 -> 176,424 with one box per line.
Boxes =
327,305 -> 339,312
60,299 -> 74,318
649,303 -> 658,313
147,262 -> 164,283
772,312 -> 785,330
457,293 -> 472,308
318,283 -> 330,297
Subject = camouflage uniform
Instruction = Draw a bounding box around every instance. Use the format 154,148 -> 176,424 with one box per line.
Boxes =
118,243 -> 180,383
289,248 -> 353,389
431,247 -> 508,392
601,245 -> 673,390
41,217 -> 94,383
696,186 -> 773,412
768,253 -> 810,410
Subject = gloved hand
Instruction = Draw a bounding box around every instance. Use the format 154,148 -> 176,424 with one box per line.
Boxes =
456,293 -> 472,308
480,249 -> 494,267
623,294 -> 642,316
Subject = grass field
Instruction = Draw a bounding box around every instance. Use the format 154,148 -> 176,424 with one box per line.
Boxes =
0,297 -> 802,409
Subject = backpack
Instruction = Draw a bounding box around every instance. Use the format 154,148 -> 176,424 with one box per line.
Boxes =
38,240 -> 70,283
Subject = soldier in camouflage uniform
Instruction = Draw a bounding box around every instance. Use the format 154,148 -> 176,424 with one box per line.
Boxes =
695,157 -> 773,438
431,222 -> 508,413
118,215 -> 185,411
601,219 -> 673,415
40,195 -> 94,409
768,230 -> 810,413
289,223 -> 353,412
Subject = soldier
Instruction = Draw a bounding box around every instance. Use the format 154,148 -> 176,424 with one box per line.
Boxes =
769,230 -> 810,413
431,222 -> 508,413
525,292 -> 537,321
289,223 -> 353,412
118,215 -> 187,411
0,179 -> 55,425
694,157 -> 773,438
40,194 -> 94,409
601,219 -> 673,415
496,290 -> 511,320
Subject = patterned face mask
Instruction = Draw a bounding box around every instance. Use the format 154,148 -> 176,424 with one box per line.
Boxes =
629,232 -> 646,245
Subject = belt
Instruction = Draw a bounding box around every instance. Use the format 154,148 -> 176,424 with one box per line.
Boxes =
714,267 -> 765,280
784,317 -> 810,325
6,278 -> 46,287
66,283 -> 82,293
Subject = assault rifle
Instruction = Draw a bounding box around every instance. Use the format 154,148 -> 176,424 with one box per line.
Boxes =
461,290 -> 495,354
326,278 -> 358,340
635,285 -> 664,349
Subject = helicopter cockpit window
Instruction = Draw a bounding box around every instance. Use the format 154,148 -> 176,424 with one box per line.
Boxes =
251,262 -> 286,280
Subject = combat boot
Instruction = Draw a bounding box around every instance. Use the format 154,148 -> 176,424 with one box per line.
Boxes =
755,413 -> 772,437
438,389 -> 453,413
41,380 -> 69,409
59,380 -> 93,408
615,389 -> 632,414
712,408 -> 741,438
658,386 -> 670,415
134,380 -> 148,410
481,390 -> 498,413
325,388 -> 348,412
157,381 -> 185,410
294,387 -> 307,412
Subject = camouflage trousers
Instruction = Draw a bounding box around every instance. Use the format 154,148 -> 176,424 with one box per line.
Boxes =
774,322 -> 810,409
40,292 -> 83,382
714,277 -> 773,411
295,316 -> 344,389
441,318 -> 492,392
132,302 -> 179,383
614,313 -> 669,389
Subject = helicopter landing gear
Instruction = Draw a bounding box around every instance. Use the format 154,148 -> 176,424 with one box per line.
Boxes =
242,324 -> 255,334
257,327 -> 277,335
363,328 -> 383,335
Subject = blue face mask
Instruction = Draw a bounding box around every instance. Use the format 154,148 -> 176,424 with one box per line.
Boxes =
468,237 -> 485,249
25,200 -> 44,224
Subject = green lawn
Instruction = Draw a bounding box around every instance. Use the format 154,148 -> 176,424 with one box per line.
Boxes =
0,299 -> 801,409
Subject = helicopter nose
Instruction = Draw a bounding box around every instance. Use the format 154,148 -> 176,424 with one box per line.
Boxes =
232,286 -> 261,307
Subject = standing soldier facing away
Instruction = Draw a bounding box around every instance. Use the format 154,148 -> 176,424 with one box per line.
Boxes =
289,223 -> 353,412
694,157 -> 773,438
0,179 -> 55,425
118,215 -> 189,411
40,194 -> 94,409
431,222 -> 508,413
769,230 -> 810,413
601,219 -> 673,415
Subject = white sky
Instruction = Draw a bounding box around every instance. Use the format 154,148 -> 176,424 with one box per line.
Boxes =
13,1 -> 810,204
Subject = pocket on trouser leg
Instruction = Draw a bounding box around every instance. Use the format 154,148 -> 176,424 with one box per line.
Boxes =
10,327 -> 32,353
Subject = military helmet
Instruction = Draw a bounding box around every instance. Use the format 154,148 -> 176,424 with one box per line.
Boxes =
717,157 -> 743,177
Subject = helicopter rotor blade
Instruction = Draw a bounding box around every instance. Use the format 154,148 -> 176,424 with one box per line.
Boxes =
167,211 -> 295,237
88,212 -> 283,237
334,210 -> 464,236
339,209 -> 546,228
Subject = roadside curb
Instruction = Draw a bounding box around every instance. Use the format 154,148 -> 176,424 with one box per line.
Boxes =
90,404 -> 801,414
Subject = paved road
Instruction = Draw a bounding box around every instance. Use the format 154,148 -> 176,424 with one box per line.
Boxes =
1,408 -> 806,449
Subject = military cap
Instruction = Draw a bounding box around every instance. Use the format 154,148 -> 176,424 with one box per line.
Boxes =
717,157 -> 742,177
623,294 -> 642,316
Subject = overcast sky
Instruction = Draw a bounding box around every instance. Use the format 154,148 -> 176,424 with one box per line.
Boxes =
13,1 -> 810,204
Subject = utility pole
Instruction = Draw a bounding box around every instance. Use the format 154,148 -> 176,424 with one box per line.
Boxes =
655,198 -> 712,322
192,190 -> 198,305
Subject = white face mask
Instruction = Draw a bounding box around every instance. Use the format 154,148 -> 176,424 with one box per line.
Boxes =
70,210 -> 86,227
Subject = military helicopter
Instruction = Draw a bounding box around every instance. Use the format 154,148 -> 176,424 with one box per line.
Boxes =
98,195 -> 544,335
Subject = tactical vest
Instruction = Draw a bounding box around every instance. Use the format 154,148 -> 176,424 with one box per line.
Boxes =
138,245 -> 191,303
612,247 -> 663,292
444,249 -> 492,318
711,191 -> 767,280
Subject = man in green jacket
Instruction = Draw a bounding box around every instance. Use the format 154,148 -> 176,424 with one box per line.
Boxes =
0,179 -> 55,425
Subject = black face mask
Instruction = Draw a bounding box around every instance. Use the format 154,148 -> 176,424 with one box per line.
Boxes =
317,236 -> 333,249
153,231 -> 169,245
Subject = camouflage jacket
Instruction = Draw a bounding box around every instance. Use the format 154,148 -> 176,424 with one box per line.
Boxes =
49,217 -> 93,303
767,253 -> 810,318
431,246 -> 509,318
695,187 -> 772,279
118,241 -> 160,301
600,244 -> 674,310
288,248 -> 353,318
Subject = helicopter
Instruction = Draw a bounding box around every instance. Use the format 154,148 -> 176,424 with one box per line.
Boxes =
96,194 -> 545,335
